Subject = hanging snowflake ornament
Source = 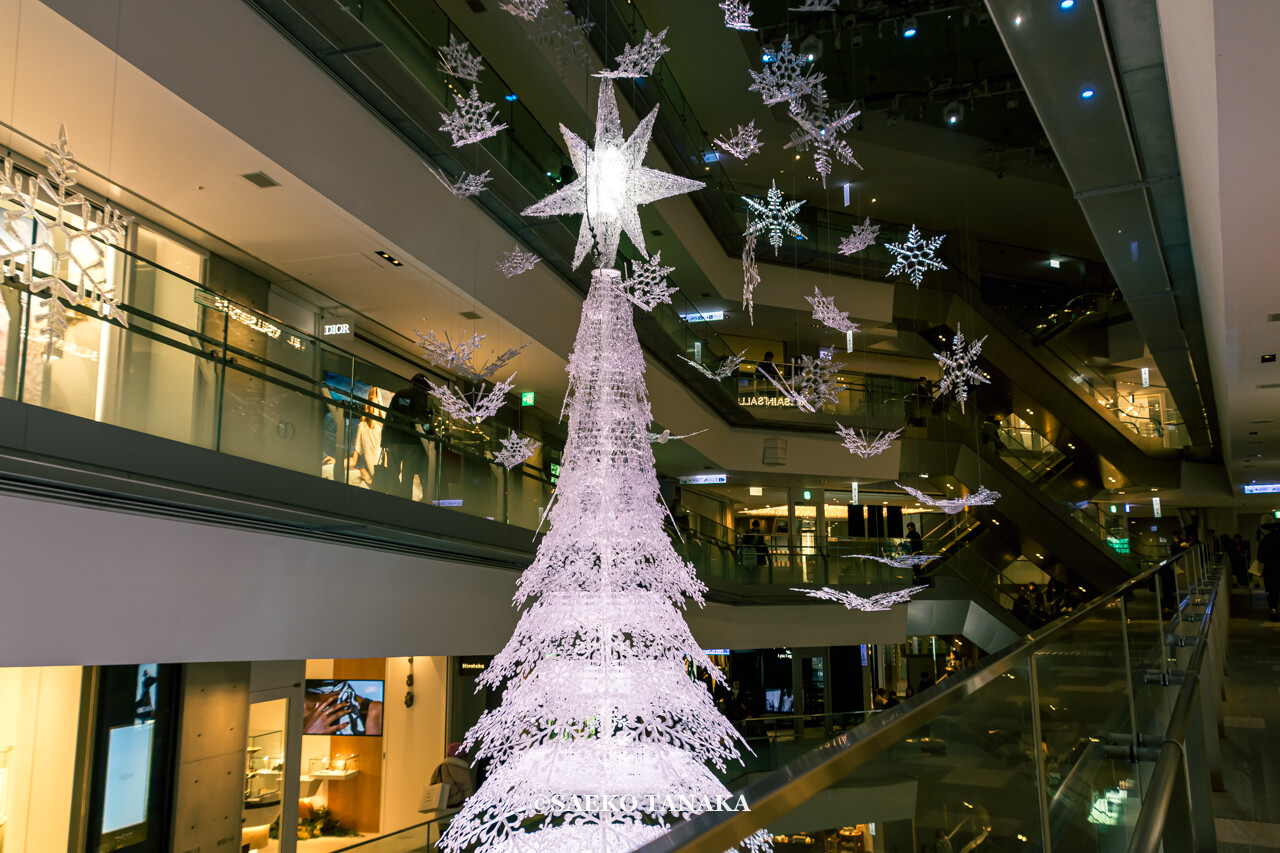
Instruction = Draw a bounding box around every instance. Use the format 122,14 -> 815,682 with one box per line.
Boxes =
528,0 -> 595,77
437,33 -> 485,83
885,224 -> 947,287
494,432 -> 541,469
595,28 -> 670,79
935,324 -> 990,413
438,268 -> 771,853
500,0 -> 547,20
439,84 -> 508,147
743,180 -> 805,255
748,36 -> 825,106
785,88 -> 861,187
647,428 -> 709,445
720,0 -> 758,31
414,329 -> 529,381
835,424 -> 904,458
838,217 -> 880,255
0,125 -> 130,355
795,352 -> 842,409
522,81 -> 704,270
451,170 -> 492,198
714,120 -> 764,161
790,0 -> 841,10
758,368 -> 814,413
621,251 -> 677,311
498,245 -> 541,278
793,584 -> 929,611
862,554 -> 940,571
896,482 -> 1001,514
428,375 -> 516,425
805,285 -> 859,334
679,349 -> 747,382
742,230 -> 761,325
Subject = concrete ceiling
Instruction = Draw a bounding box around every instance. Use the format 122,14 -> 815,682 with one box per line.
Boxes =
1158,0 -> 1280,505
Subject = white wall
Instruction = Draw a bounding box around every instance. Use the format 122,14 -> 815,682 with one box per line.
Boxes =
0,666 -> 82,853
380,656 -> 447,834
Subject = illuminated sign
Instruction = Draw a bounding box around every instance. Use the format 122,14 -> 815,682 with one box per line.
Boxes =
702,649 -> 730,656
679,310 -> 725,322
323,323 -> 351,336
680,474 -> 727,485
1243,484 -> 1280,494
521,391 -> 535,406
1152,497 -> 1162,518
1141,367 -> 1150,388
319,315 -> 355,342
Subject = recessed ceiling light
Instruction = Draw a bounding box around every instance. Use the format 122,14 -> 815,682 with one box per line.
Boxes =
1081,88 -> 1096,99
375,250 -> 403,266
902,16 -> 918,37
1263,354 -> 1277,363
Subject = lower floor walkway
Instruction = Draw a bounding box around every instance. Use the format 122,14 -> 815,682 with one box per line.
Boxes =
1214,584 -> 1280,852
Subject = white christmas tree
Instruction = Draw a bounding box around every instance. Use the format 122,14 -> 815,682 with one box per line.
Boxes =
440,268 -> 770,853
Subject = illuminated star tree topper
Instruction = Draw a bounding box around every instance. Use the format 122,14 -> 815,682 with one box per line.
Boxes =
935,324 -> 990,413
885,224 -> 947,287
522,81 -> 705,269
743,180 -> 805,255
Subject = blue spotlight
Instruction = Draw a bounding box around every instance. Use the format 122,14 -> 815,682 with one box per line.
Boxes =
1081,88 -> 1096,99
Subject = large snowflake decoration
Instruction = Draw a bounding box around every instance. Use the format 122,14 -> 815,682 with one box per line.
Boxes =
897,482 -> 1001,514
885,224 -> 947,287
523,81 -> 703,270
679,349 -> 746,381
528,0 -> 595,77
805,285 -> 859,334
439,85 -> 508,147
748,36 -> 825,107
743,180 -> 805,255
835,424 -> 903,458
785,89 -> 861,187
742,230 -> 761,324
494,432 -> 541,469
595,28 -> 669,79
414,329 -> 529,381
437,33 -> 485,83
451,170 -> 492,198
793,584 -> 929,611
498,245 -> 541,278
791,0 -> 841,9
838,217 -> 879,255
648,428 -> 708,445
439,269 -> 772,853
757,364 -> 813,414
0,126 -> 130,355
500,0 -> 547,20
862,554 -> 940,571
795,353 -> 842,409
935,324 -> 990,413
427,375 -> 516,425
621,251 -> 677,311
714,120 -> 764,161
720,0 -> 758,31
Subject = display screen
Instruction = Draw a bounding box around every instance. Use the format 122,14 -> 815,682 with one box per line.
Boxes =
303,680 -> 384,736
101,722 -> 154,837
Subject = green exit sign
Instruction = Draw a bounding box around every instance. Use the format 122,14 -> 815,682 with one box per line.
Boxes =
802,490 -> 812,501
521,391 -> 535,406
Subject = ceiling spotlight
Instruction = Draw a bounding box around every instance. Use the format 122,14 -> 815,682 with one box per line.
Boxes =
1081,88 -> 1096,99
1060,0 -> 1075,8
1049,258 -> 1061,269
943,100 -> 964,126
902,16 -> 918,37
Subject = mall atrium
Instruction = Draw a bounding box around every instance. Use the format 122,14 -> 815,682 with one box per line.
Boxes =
0,0 -> 1274,852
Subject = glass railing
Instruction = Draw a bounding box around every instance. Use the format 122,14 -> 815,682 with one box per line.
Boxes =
634,543 -> 1223,853
0,248 -> 557,532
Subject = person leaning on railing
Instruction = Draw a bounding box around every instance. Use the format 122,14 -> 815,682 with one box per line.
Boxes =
381,374 -> 435,499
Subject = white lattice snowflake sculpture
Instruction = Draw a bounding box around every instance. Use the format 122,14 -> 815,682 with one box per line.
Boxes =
835,424 -> 903,458
439,85 -> 508,147
439,268 -> 771,853
790,0 -> 840,10
427,374 -> 516,425
621,251 -> 677,311
494,432 -> 541,469
438,33 -> 485,83
793,584 -> 929,611
679,349 -> 746,382
742,230 -> 761,324
805,285 -> 859,334
715,120 -> 764,161
500,0 -> 547,20
451,170 -> 492,198
523,81 -> 704,270
885,224 -> 947,287
596,28 -> 670,79
896,482 -> 1001,514
0,126 -> 129,355
862,554 -> 939,571
415,329 -> 529,381
744,180 -> 805,255
935,324 -> 990,413
785,90 -> 860,186
498,245 -> 541,278
529,0 -> 595,77
748,36 -> 825,106
838,217 -> 879,255
796,353 -> 842,409
648,428 -> 708,445
720,0 -> 758,31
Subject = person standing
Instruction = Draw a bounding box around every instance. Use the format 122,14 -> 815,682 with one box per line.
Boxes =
351,393 -> 384,489
756,351 -> 779,393
382,374 -> 434,498
905,522 -> 923,555
1257,524 -> 1280,622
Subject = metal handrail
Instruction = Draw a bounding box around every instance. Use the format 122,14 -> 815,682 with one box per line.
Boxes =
632,543 -> 1209,853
